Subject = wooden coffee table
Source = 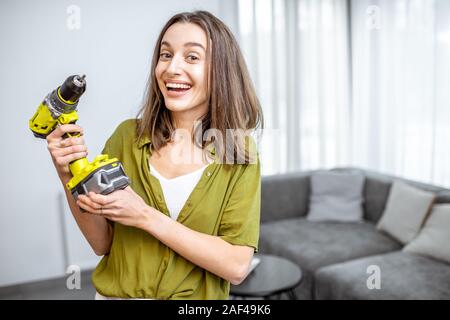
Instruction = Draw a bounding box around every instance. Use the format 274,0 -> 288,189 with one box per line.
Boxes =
230,254 -> 302,300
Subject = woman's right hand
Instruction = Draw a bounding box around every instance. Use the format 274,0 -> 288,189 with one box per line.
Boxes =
46,124 -> 88,185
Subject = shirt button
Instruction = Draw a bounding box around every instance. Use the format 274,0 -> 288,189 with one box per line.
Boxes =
206,172 -> 211,177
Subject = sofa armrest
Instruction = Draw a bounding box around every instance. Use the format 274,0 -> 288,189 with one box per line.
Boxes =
261,171 -> 313,223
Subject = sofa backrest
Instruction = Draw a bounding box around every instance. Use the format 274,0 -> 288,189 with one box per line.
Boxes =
332,167 -> 450,224
261,167 -> 450,224
260,171 -> 312,223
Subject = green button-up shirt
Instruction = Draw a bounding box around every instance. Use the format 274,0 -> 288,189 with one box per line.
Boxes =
92,119 -> 261,299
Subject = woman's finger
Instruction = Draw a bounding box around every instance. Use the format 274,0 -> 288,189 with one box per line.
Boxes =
60,136 -> 85,147
46,124 -> 84,142
88,192 -> 116,206
53,145 -> 88,157
77,199 -> 102,214
54,152 -> 88,167
78,195 -> 103,210
77,200 -> 115,217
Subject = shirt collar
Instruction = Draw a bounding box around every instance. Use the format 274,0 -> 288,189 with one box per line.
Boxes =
137,135 -> 151,149
137,136 -> 217,158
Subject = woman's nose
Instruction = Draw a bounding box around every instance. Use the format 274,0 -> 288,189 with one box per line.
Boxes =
167,55 -> 183,75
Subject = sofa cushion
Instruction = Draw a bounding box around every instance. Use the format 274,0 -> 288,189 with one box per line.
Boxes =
307,172 -> 365,222
259,218 -> 401,272
376,182 -> 435,244
331,168 -> 393,223
315,251 -> 450,299
404,204 -> 450,264
332,168 -> 450,223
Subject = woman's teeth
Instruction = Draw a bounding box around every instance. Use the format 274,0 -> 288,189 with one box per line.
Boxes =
166,83 -> 192,91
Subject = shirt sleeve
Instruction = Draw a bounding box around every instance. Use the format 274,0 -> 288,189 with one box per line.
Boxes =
218,157 -> 261,252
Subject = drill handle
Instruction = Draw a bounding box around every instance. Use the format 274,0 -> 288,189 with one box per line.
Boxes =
56,111 -> 86,167
57,110 -> 82,139
62,130 -> 82,139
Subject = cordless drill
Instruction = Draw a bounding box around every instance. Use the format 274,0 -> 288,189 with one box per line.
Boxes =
29,74 -> 130,199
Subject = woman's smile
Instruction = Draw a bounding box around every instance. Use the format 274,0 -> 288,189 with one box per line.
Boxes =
164,79 -> 193,98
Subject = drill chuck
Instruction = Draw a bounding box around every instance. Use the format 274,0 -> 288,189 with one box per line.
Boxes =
59,74 -> 86,103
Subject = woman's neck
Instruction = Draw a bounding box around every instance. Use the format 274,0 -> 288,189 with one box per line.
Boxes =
173,117 -> 196,135
171,104 -> 208,136
168,105 -> 213,165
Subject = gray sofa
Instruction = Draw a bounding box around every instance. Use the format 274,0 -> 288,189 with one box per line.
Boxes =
259,167 -> 450,300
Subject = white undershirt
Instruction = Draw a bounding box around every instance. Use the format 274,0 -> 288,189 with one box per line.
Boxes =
149,163 -> 208,221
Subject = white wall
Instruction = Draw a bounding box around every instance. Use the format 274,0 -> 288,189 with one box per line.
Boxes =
0,0 -> 237,287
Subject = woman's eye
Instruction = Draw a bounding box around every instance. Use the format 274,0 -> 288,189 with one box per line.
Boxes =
159,53 -> 172,60
187,55 -> 199,62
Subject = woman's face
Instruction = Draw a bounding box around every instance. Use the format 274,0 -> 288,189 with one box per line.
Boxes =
156,22 -> 209,116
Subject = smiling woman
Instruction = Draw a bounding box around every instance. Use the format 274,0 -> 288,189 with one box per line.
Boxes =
45,11 -> 263,300
139,11 -> 263,165
156,24 -> 208,113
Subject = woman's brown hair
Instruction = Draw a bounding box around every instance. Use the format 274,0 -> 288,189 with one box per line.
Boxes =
136,10 -> 263,164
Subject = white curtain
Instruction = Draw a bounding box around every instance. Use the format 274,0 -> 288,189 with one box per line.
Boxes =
351,0 -> 450,187
239,0 -> 450,188
238,0 -> 351,175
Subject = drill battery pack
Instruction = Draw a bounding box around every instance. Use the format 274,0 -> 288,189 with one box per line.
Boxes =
68,155 -> 130,199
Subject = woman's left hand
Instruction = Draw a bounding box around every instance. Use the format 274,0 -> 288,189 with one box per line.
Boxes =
76,186 -> 152,229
